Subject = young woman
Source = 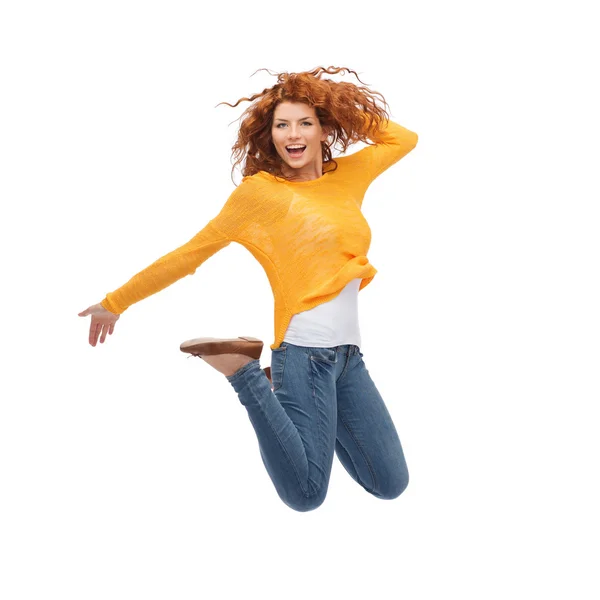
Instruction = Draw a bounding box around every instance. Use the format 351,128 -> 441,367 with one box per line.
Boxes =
78,66 -> 418,512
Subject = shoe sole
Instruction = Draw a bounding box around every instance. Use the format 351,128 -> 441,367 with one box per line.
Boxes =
180,336 -> 264,360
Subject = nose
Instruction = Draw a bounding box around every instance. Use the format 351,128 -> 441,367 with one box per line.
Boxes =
287,126 -> 302,140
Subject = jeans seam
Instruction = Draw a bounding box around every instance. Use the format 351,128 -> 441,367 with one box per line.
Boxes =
336,350 -> 351,383
271,346 -> 287,391
256,396 -> 311,498
308,354 -> 329,498
338,411 -> 378,492
230,358 -> 311,498
335,436 -> 362,484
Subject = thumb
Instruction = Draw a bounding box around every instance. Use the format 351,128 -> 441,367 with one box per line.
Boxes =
78,309 -> 88,316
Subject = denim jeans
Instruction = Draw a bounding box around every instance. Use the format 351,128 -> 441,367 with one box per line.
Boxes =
226,341 -> 409,512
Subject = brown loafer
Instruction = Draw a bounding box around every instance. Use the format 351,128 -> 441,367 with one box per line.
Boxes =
180,336 -> 264,360
263,366 -> 272,383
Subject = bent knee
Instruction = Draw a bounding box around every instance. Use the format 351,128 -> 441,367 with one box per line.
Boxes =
374,471 -> 409,500
282,490 -> 327,513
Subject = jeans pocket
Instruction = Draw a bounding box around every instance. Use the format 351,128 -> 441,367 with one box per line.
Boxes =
270,345 -> 287,391
309,347 -> 337,365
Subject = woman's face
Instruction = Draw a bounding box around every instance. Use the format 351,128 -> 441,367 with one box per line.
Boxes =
271,101 -> 329,179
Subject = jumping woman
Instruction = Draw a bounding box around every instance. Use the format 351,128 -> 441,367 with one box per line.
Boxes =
78,66 -> 419,512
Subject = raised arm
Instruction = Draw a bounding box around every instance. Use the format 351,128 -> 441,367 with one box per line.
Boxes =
342,118 -> 418,186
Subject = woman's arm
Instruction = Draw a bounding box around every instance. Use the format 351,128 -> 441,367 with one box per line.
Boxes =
341,119 -> 418,186
99,178 -> 256,314
100,221 -> 231,314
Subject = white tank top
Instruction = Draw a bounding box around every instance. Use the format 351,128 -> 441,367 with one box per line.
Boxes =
282,278 -> 362,349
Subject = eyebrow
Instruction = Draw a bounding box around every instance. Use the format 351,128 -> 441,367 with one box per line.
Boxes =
274,117 -> 314,122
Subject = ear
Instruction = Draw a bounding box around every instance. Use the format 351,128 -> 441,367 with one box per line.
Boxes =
320,126 -> 331,142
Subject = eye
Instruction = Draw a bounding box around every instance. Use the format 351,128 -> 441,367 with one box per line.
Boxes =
275,122 -> 312,128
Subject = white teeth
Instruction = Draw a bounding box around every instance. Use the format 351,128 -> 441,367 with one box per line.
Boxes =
287,145 -> 306,149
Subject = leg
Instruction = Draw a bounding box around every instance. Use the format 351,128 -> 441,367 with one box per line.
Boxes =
199,352 -> 254,376
335,347 -> 409,500
226,342 -> 338,512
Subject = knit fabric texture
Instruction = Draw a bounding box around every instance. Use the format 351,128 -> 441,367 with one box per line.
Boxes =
101,119 -> 418,349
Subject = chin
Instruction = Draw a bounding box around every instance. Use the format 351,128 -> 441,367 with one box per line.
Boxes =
286,160 -> 305,169
279,157 -> 302,171
283,155 -> 309,169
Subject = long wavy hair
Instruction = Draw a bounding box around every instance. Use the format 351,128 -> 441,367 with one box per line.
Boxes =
216,66 -> 391,184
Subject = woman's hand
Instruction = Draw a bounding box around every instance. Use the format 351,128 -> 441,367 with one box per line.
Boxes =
78,303 -> 121,346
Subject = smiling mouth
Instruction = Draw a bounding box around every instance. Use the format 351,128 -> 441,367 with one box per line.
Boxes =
286,146 -> 306,158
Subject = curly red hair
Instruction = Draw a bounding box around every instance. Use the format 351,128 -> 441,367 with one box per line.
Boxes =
216,66 -> 392,184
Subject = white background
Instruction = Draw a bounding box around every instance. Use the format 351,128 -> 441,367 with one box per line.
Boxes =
1,1 -> 598,598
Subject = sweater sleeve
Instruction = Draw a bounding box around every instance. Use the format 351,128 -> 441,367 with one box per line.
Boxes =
100,180 -> 256,314
100,220 -> 231,314
344,119 -> 418,186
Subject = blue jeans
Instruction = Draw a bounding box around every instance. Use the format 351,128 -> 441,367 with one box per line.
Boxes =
226,341 -> 409,512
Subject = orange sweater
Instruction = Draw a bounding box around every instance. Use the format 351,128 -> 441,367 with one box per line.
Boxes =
101,119 -> 418,350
